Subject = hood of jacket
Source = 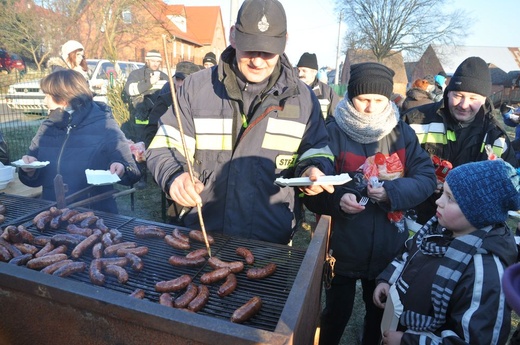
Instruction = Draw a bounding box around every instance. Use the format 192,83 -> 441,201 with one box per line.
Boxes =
480,225 -> 518,267
47,56 -> 69,70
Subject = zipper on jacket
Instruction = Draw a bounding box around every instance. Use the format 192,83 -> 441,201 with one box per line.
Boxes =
56,125 -> 72,175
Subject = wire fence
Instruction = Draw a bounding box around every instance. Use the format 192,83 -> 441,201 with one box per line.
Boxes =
0,71 -> 47,162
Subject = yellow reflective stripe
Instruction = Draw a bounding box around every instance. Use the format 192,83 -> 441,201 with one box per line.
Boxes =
261,118 -> 306,151
196,134 -> 233,150
135,118 -> 149,125
415,132 -> 447,145
266,118 -> 306,138
192,118 -> 233,150
148,124 -> 196,160
262,133 -> 301,152
480,137 -> 507,156
446,130 -> 456,141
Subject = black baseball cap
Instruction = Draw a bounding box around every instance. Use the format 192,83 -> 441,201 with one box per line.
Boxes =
234,0 -> 287,55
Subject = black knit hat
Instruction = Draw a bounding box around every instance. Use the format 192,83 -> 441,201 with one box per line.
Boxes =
203,52 -> 217,65
174,61 -> 202,80
347,62 -> 395,101
297,52 -> 318,70
234,0 -> 287,55
445,56 -> 491,97
446,160 -> 520,229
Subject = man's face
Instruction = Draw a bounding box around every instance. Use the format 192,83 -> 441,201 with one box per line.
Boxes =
298,67 -> 318,86
351,94 -> 389,115
203,61 -> 215,69
147,59 -> 162,71
447,91 -> 486,124
234,50 -> 280,83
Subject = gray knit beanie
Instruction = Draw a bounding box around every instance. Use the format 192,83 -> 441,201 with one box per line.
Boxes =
446,160 -> 520,229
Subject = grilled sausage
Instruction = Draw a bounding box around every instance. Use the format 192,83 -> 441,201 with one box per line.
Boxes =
97,257 -> 129,267
104,242 -> 136,256
246,263 -> 277,279
133,225 -> 166,239
185,248 -> 208,260
109,229 -> 123,243
9,253 -> 33,266
159,293 -> 173,307
164,234 -> 190,250
187,284 -> 210,312
51,233 -> 87,247
172,228 -> 190,243
44,244 -> 68,256
173,283 -> 198,308
125,252 -> 144,272
13,243 -> 38,255
95,218 -> 109,233
231,296 -> 262,323
217,273 -> 237,298
68,211 -> 95,224
129,288 -> 145,299
168,254 -> 205,267
0,238 -> 23,257
104,264 -> 129,284
208,257 -> 244,274
35,242 -> 54,258
0,214 -> 5,224
155,274 -> 192,292
0,204 -> 6,215
53,261 -> 87,277
40,259 -> 74,274
71,230 -> 102,259
49,214 -> 62,229
35,215 -> 52,231
33,235 -> 52,246
17,226 -> 35,244
199,267 -> 231,285
100,232 -> 113,248
116,246 -> 149,257
6,225 -> 23,243
236,247 -> 255,265
66,224 -> 93,237
60,208 -> 79,222
188,230 -> 214,244
0,245 -> 11,261
33,210 -> 51,225
48,206 -> 63,217
89,259 -> 106,285
26,253 -> 68,269
92,242 -> 103,259
80,216 -> 99,228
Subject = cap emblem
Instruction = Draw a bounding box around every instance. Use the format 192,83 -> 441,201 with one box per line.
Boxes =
258,15 -> 269,32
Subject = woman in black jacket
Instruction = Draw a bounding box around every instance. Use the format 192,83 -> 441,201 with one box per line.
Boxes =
19,69 -> 140,213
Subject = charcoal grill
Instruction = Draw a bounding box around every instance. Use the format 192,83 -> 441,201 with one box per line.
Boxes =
0,198 -> 330,345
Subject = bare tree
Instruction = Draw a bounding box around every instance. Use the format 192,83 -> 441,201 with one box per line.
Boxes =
337,0 -> 470,62
0,0 -> 63,71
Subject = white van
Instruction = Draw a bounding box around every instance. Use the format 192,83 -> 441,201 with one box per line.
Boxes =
5,59 -> 144,115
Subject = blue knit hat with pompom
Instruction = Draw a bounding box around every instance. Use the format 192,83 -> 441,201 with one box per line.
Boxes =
446,160 -> 520,229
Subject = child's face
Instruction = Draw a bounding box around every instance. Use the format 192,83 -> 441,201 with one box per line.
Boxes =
435,182 -> 477,237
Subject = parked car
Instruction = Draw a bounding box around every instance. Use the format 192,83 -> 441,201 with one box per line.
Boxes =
8,53 -> 26,74
0,49 -> 12,73
5,59 -> 144,115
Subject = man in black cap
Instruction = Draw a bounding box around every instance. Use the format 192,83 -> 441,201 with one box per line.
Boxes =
403,56 -> 518,224
202,52 -> 217,68
146,0 -> 334,243
296,52 -> 340,118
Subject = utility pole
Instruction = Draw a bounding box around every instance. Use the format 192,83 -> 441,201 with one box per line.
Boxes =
334,11 -> 343,85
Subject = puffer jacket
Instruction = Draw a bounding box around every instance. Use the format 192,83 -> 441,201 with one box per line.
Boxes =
401,87 -> 434,112
377,223 -> 518,345
403,97 -> 518,223
304,117 -> 437,279
19,102 -> 140,213
146,45 -> 334,244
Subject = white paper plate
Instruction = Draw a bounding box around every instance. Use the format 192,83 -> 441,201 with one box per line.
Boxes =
274,173 -> 352,187
508,210 -> 520,219
85,169 -> 121,186
11,159 -> 50,169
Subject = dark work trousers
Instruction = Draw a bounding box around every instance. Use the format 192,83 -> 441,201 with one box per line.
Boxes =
319,275 -> 383,345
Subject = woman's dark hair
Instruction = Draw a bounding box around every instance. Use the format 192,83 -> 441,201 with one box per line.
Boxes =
40,69 -> 93,110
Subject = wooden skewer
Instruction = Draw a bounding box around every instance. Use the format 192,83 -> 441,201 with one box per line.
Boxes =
161,35 -> 212,257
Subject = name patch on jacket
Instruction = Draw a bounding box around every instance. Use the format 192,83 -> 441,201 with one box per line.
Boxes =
276,154 -> 298,169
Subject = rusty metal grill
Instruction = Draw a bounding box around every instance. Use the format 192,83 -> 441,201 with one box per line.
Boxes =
14,211 -> 306,331
0,193 -> 56,225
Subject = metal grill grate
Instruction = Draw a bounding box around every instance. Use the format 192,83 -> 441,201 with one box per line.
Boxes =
0,193 -> 56,225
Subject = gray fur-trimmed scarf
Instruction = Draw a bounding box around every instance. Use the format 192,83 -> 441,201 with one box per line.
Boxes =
333,96 -> 400,144
400,216 -> 491,332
